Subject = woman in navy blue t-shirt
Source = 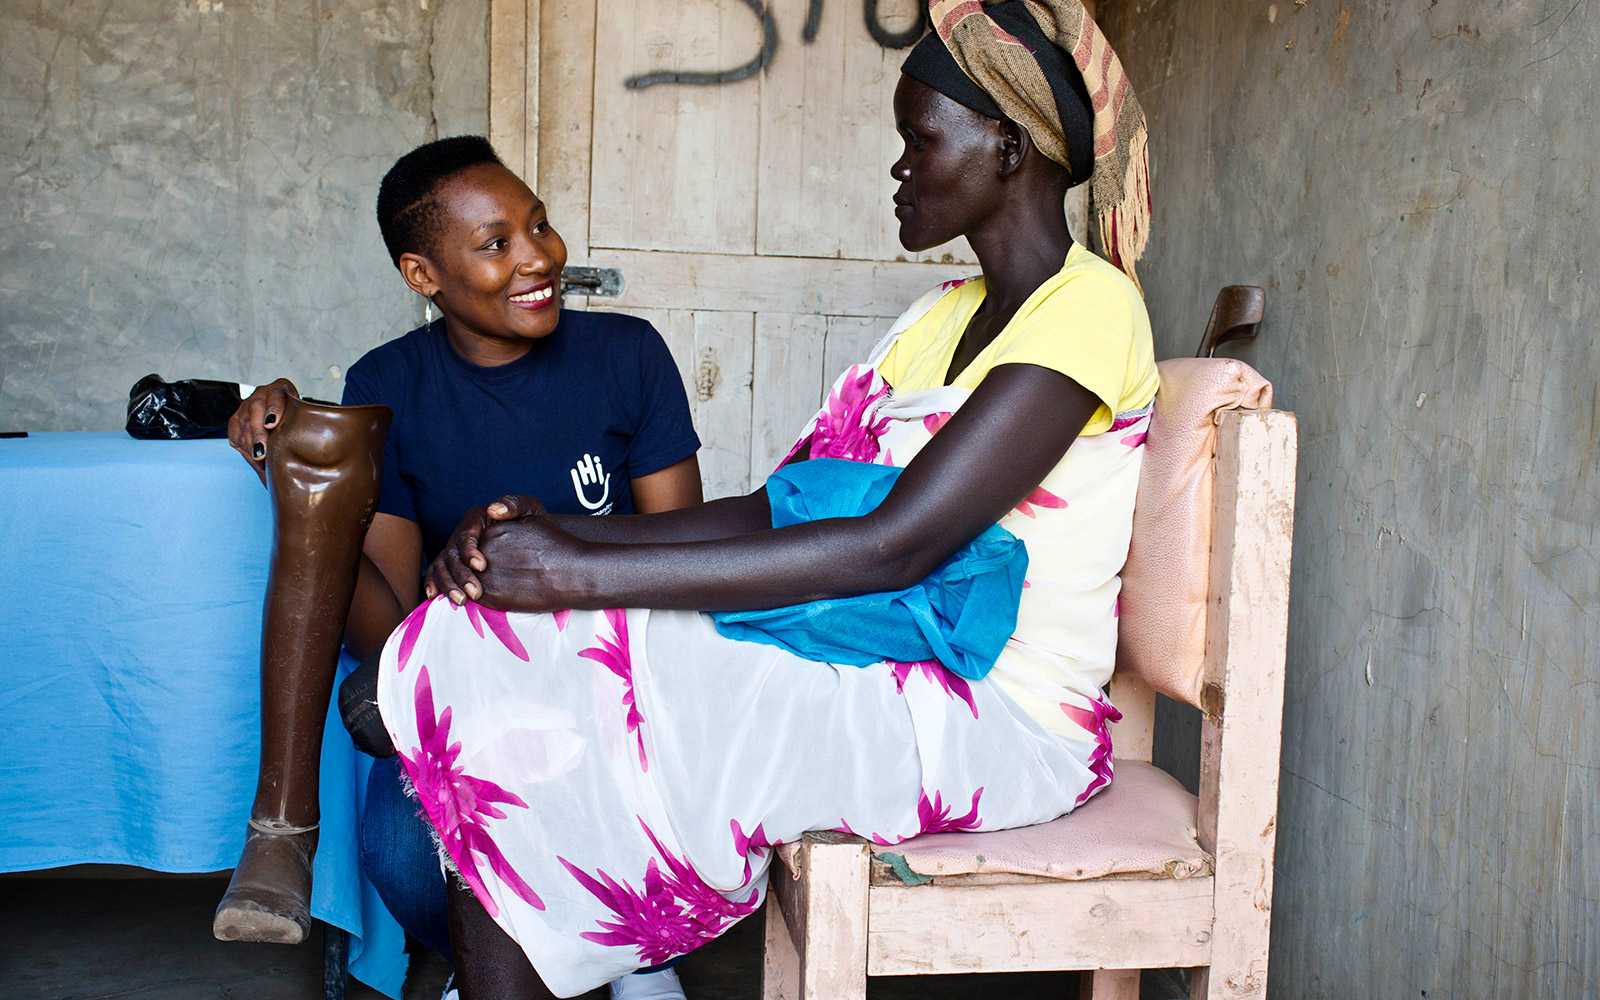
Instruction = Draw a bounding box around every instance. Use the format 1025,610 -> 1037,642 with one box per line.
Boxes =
227,137 -> 702,1000
233,137 -> 702,657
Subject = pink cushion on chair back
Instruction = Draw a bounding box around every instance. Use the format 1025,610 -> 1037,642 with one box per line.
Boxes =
1117,358 -> 1273,707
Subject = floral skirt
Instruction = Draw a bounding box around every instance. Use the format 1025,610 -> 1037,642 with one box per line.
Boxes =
376,597 -> 1099,997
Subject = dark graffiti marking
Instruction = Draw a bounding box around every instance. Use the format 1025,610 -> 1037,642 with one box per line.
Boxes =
625,0 -> 778,88
864,0 -> 929,47
804,0 -> 825,42
625,0 -> 930,89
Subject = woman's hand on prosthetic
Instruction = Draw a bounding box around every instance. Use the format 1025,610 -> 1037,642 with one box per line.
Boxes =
227,378 -> 301,483
426,495 -> 572,608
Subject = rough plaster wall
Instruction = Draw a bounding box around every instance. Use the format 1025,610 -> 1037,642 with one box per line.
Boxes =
0,0 -> 487,430
1099,0 -> 1599,996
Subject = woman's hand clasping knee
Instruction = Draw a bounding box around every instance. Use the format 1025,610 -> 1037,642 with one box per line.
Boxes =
426,494 -> 559,607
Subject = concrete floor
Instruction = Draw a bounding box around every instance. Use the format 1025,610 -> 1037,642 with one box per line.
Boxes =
1,870 -> 1188,1000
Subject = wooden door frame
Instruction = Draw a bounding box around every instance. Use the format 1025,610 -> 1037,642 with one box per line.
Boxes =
492,0 -> 597,267
489,0 -> 538,186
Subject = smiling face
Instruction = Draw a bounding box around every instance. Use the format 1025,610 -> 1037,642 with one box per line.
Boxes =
890,75 -> 1008,253
399,162 -> 568,362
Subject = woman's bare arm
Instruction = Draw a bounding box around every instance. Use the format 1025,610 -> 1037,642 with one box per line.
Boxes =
423,453 -> 774,604
626,455 -> 703,514
547,490 -> 770,543
440,363 -> 1098,613
343,513 -> 423,658
545,453 -> 756,544
426,490 -> 775,602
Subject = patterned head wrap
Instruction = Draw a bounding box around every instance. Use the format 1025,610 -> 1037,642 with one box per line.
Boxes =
907,0 -> 1152,288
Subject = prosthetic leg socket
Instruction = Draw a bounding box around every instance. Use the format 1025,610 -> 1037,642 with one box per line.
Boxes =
214,396 -> 391,944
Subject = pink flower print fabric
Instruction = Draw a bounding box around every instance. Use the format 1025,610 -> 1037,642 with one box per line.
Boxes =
396,665 -> 543,916
377,553 -> 1106,996
578,609 -> 647,771
1013,485 -> 1069,519
730,820 -> 777,885
398,596 -> 549,673
1110,402 -> 1153,448
809,366 -> 892,462
891,659 -> 979,719
917,788 -> 985,835
452,599 -> 530,661
779,364 -> 894,469
836,787 -> 985,846
395,598 -> 433,672
1060,695 -> 1123,806
559,818 -> 759,966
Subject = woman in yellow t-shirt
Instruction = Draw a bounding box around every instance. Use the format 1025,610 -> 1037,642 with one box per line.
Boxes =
374,3 -> 1157,996
874,242 -> 1158,746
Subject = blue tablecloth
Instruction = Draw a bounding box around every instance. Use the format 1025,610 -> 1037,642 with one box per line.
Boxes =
0,432 -> 406,997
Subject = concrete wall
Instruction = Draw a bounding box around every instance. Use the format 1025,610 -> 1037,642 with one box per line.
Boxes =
7,0 -> 1596,991
0,0 -> 488,430
1098,0 -> 1598,996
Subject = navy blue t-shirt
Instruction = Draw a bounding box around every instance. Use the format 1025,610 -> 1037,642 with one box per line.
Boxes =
341,311 -> 700,560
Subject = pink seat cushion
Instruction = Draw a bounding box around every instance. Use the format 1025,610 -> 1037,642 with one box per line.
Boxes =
884,761 -> 1210,881
1117,358 -> 1273,707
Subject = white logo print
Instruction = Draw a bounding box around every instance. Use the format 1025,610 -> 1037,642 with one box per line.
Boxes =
570,453 -> 612,513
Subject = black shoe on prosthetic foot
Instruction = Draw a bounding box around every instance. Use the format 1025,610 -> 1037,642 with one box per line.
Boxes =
213,820 -> 319,945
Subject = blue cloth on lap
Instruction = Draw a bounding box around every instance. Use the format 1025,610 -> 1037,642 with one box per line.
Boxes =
709,458 -> 1027,680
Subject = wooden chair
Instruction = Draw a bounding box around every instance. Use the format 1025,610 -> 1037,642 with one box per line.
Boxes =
759,336 -> 1298,999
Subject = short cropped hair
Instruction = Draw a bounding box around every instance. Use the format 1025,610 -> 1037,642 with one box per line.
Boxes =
376,135 -> 504,266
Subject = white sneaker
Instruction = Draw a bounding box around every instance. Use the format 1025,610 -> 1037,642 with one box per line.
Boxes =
608,966 -> 686,1000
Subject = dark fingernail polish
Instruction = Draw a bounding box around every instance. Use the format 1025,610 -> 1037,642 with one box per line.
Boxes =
253,443 -> 264,458
264,414 -> 277,427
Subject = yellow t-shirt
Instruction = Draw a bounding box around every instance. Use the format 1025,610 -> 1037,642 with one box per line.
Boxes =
878,243 -> 1158,434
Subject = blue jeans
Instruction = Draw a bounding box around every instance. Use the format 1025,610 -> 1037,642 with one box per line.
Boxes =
361,754 -> 454,961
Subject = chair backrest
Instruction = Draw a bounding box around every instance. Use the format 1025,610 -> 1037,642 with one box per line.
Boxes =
1116,357 -> 1275,708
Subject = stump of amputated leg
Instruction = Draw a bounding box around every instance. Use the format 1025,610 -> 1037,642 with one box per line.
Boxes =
214,397 -> 392,944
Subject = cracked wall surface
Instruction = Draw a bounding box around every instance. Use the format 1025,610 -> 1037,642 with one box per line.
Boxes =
0,0 -> 487,430
1099,0 -> 1598,996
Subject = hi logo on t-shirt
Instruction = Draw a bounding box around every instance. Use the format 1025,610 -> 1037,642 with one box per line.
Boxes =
570,453 -> 612,515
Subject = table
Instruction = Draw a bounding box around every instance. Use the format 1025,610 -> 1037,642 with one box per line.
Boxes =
0,432 -> 406,998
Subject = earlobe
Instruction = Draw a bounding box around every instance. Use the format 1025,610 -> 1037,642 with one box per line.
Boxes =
997,121 -> 1028,179
397,253 -> 437,299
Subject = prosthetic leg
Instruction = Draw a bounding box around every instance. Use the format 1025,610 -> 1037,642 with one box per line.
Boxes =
214,396 -> 392,944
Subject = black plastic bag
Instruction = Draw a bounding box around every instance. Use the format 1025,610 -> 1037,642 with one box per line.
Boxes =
125,374 -> 243,440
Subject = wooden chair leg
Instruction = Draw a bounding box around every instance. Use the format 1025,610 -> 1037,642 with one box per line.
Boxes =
761,834 -> 871,1000
1191,952 -> 1269,999
1080,968 -> 1140,1000
761,893 -> 800,1000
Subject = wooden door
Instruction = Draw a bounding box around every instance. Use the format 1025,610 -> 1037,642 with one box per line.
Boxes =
492,0 -> 978,499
